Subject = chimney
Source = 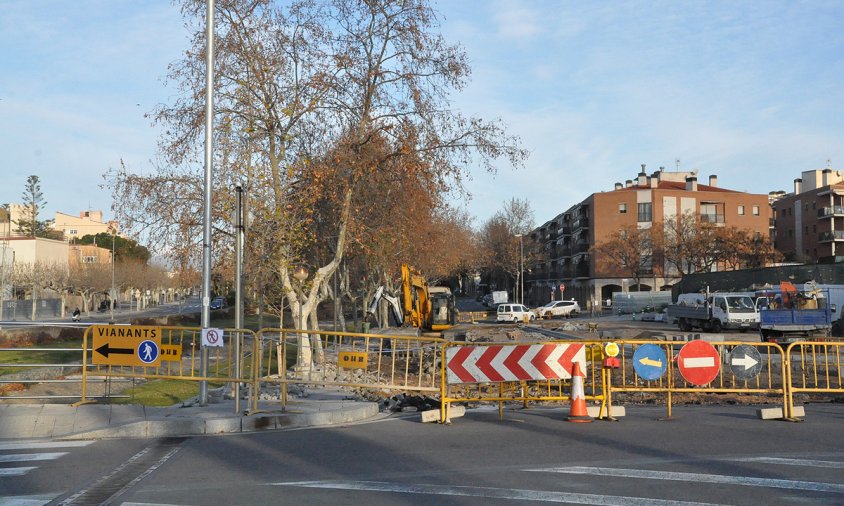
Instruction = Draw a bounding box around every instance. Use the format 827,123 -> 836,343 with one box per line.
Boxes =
638,164 -> 647,186
625,180 -> 633,188
709,175 -> 717,187
823,168 -> 832,187
685,176 -> 698,192
794,178 -> 802,194
650,176 -> 658,188
614,182 -> 623,191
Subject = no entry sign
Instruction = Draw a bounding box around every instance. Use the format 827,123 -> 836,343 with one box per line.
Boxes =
677,340 -> 720,386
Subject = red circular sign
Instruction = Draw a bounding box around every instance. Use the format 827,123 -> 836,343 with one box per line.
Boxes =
677,340 -> 720,386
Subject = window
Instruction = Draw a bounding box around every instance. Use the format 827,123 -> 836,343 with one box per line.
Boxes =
619,203 -> 627,214
737,205 -> 745,215
637,202 -> 652,222
82,256 -> 97,264
752,205 -> 760,216
69,229 -> 77,235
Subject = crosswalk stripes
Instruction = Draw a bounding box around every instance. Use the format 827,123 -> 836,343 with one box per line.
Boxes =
0,440 -> 93,477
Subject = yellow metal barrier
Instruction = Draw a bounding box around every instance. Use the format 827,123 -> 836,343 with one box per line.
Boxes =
251,328 -> 444,414
785,341 -> 844,420
439,340 -> 609,423
604,340 -> 787,419
456,311 -> 495,323
76,325 -> 256,406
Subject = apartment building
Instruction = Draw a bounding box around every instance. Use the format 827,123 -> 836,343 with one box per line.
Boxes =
526,167 -> 770,310
772,168 -> 844,263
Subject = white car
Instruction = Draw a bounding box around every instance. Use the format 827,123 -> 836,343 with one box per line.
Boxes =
496,304 -> 536,323
533,299 -> 580,319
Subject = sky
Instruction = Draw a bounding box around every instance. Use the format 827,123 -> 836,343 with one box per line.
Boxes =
2,0 -> 844,236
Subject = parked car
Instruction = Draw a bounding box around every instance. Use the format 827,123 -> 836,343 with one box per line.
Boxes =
533,299 -> 581,319
210,297 -> 225,310
496,304 -> 536,323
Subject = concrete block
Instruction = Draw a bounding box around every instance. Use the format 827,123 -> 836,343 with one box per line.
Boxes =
757,406 -> 805,420
420,405 -> 465,423
587,405 -> 626,418
207,417 -> 246,434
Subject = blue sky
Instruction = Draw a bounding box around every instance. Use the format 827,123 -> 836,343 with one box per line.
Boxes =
2,1 -> 844,234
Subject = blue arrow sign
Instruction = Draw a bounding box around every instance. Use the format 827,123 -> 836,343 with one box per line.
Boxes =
632,344 -> 667,381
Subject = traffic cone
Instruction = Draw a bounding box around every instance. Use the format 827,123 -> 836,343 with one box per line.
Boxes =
566,361 -> 593,423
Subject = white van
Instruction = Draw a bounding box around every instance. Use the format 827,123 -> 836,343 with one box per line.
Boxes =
497,304 -> 536,323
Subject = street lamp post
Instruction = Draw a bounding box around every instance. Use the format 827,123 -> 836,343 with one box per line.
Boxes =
515,234 -> 524,305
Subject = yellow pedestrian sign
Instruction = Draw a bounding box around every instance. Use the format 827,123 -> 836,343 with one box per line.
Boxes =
91,325 -> 162,367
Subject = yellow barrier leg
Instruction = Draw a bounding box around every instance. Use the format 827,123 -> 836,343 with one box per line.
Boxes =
498,383 -> 504,420
72,328 -> 96,407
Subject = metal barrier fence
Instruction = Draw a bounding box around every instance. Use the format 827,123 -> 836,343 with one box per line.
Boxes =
77,326 -> 257,408
0,346 -> 133,401
6,325 -> 844,425
604,339 -> 788,419
250,328 -> 444,413
456,311 -> 495,323
785,341 -> 844,419
437,338 -> 792,423
439,340 -> 608,423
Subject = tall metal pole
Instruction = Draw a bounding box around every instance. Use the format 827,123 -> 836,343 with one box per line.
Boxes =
199,0 -> 215,406
110,233 -> 115,322
234,185 -> 243,413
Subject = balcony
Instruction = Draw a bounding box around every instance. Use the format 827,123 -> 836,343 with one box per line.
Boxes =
819,231 -> 844,242
818,206 -> 844,218
574,241 -> 590,254
575,263 -> 590,278
700,213 -> 725,224
572,217 -> 590,231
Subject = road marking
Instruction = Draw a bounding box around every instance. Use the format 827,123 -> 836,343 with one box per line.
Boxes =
0,452 -> 66,462
734,457 -> 844,468
273,480 -> 723,505
0,441 -> 92,451
528,466 -> 844,494
0,494 -> 58,505
0,467 -> 37,476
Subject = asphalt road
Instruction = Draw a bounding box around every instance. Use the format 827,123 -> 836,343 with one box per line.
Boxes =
4,404 -> 844,505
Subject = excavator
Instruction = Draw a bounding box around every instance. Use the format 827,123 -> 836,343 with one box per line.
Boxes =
367,263 -> 456,333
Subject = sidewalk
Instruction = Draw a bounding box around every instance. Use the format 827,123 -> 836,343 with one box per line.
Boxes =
0,389 -> 380,440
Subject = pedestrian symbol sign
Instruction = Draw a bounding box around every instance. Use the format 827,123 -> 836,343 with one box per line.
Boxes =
91,325 -> 162,367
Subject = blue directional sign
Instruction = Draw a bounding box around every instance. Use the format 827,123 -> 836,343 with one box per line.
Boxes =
632,344 -> 667,381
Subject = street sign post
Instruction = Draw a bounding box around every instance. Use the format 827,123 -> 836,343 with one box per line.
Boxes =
91,325 -> 162,367
728,344 -> 762,380
678,340 -> 720,386
632,344 -> 667,380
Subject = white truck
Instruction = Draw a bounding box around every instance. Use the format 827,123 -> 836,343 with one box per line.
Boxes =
666,292 -> 759,333
484,290 -> 508,307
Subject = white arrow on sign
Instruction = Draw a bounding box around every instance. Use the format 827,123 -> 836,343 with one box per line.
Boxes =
684,356 -> 715,368
731,355 -> 758,370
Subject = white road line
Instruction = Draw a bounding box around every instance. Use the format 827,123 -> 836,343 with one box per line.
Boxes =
733,457 -> 844,468
0,452 -> 66,462
0,494 -> 58,506
273,480 -> 724,505
528,466 -> 844,494
0,467 -> 37,476
0,441 -> 93,451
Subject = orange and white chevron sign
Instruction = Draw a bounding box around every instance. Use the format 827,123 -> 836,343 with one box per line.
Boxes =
445,343 -> 586,384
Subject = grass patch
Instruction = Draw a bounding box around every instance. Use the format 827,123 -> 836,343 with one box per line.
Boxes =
112,379 -> 226,406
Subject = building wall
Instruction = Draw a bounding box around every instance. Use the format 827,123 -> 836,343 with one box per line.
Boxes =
4,237 -> 69,268
68,244 -> 113,267
52,210 -> 119,241
772,177 -> 844,263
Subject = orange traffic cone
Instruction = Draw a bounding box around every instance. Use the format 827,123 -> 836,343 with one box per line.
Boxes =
566,361 -> 593,423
